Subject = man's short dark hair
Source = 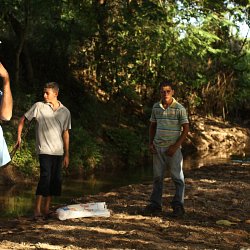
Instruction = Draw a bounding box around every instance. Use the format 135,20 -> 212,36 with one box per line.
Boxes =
44,82 -> 59,92
159,80 -> 174,90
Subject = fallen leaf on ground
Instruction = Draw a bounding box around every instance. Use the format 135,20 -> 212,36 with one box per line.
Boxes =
216,220 -> 237,226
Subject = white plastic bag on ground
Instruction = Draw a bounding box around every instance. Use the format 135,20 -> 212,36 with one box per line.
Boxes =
56,202 -> 111,220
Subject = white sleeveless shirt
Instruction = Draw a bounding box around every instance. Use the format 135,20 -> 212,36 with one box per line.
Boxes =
0,125 -> 11,167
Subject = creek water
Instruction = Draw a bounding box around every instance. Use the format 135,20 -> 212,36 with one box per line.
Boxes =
0,150 -> 249,218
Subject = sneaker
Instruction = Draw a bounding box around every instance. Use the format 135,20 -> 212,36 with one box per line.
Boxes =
143,204 -> 162,215
171,205 -> 185,218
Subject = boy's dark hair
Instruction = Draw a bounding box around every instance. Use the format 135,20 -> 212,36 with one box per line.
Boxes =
159,80 -> 174,91
44,82 -> 59,92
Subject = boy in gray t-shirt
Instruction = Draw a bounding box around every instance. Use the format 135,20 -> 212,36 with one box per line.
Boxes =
16,82 -> 71,220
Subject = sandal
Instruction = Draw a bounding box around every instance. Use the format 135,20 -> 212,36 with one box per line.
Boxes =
44,211 -> 56,220
32,214 -> 44,221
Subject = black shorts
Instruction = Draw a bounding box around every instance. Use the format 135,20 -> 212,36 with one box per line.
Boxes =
36,154 -> 63,197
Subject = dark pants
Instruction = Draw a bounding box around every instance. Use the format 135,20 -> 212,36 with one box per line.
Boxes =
36,154 -> 63,197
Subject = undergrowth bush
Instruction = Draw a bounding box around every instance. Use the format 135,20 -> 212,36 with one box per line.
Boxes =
3,124 -> 39,176
105,127 -> 146,168
1,91 -> 148,177
12,148 -> 39,176
70,126 -> 103,171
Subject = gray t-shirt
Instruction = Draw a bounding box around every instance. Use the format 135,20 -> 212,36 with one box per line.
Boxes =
25,101 -> 71,155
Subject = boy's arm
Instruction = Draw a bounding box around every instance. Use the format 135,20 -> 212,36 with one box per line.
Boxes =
149,121 -> 157,153
62,129 -> 70,168
166,123 -> 189,156
16,116 -> 26,148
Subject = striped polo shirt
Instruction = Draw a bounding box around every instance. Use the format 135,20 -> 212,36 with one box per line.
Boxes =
150,98 -> 189,148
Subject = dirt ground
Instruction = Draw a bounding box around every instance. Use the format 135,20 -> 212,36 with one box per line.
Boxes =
0,162 -> 249,250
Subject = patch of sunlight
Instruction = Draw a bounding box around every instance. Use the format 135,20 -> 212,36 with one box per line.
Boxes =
0,240 -> 35,250
200,179 -> 217,183
197,186 -> 231,195
115,213 -> 160,221
35,242 -> 62,249
43,224 -> 127,235
103,192 -> 118,197
181,224 -> 216,233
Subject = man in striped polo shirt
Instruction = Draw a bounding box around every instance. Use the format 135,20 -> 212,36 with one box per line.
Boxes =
144,81 -> 189,218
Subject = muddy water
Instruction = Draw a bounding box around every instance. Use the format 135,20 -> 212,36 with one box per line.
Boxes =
0,149 -> 249,218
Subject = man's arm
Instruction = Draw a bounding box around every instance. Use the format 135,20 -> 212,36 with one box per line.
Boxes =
167,123 -> 189,156
0,63 -> 13,120
149,121 -> 157,153
62,129 -> 70,168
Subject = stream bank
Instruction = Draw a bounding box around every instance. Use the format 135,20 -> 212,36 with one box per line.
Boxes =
1,115 -> 249,185
0,161 -> 249,249
0,115 -> 249,249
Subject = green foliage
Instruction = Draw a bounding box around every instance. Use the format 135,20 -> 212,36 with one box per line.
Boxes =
0,0 -> 250,175
105,127 -> 146,168
233,48 -> 250,104
3,124 -> 38,176
12,147 -> 39,176
70,126 -> 103,171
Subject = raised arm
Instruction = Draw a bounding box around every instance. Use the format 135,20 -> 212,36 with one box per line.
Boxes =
0,63 -> 13,121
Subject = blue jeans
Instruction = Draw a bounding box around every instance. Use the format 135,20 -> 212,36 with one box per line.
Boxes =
150,146 -> 185,208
